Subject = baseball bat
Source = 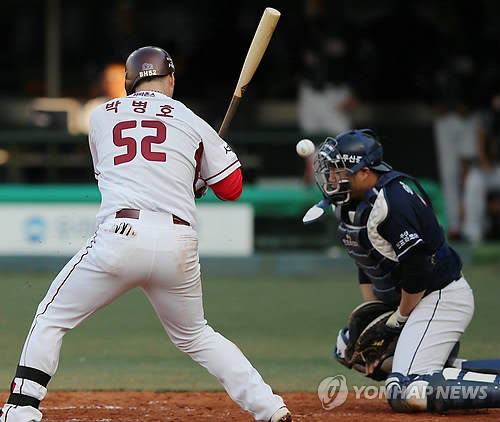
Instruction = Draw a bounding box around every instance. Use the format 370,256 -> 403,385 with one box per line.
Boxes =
218,7 -> 280,138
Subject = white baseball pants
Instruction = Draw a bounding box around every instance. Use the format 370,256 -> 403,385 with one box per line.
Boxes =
463,165 -> 500,242
1,210 -> 284,422
391,277 -> 474,376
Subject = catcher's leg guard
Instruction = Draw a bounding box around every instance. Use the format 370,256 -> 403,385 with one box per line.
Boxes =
385,368 -> 500,413
427,368 -> 500,412
460,359 -> 500,375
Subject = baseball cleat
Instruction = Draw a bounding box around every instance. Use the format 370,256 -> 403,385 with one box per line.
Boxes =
270,406 -> 292,422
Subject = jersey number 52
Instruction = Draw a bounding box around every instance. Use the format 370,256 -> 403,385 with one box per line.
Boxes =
113,120 -> 167,165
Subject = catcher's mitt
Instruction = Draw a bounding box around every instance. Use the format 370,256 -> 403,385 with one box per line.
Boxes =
347,311 -> 398,376
344,300 -> 396,363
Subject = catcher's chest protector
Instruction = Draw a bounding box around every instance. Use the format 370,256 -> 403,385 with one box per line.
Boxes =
336,171 -> 409,305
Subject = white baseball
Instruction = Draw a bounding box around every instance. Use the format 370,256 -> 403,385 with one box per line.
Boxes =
296,139 -> 315,158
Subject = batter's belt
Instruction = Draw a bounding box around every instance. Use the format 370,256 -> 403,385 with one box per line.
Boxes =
116,208 -> 190,226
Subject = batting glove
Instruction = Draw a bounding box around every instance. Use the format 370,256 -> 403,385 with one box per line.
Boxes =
194,179 -> 208,199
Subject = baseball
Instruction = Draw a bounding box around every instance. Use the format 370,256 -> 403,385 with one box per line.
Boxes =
296,139 -> 315,158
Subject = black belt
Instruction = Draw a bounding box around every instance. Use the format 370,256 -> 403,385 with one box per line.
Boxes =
115,208 -> 190,226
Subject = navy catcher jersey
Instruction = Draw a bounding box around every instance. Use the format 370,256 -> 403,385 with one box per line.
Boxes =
372,179 -> 462,293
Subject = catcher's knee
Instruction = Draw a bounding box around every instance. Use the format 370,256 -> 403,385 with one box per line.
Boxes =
385,372 -> 430,412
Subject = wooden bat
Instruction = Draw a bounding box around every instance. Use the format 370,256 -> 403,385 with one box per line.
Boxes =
218,7 -> 281,138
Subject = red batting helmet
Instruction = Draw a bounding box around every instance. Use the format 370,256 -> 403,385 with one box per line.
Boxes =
125,46 -> 175,95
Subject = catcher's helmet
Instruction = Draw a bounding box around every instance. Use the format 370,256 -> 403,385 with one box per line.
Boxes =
313,129 -> 392,204
125,46 -> 175,95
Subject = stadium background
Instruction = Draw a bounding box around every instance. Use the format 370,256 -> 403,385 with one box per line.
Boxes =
0,0 -> 499,418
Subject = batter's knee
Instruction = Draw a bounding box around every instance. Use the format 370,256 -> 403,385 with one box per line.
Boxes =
169,324 -> 215,354
385,372 -> 430,412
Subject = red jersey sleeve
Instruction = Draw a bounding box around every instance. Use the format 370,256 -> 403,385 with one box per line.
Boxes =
210,168 -> 243,201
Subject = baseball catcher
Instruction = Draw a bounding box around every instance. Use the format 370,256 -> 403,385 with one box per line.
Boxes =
308,129 -> 500,412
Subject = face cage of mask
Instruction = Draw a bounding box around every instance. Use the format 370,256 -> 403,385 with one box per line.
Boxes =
313,150 -> 353,205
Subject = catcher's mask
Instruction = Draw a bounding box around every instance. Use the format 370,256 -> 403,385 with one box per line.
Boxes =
313,129 -> 392,205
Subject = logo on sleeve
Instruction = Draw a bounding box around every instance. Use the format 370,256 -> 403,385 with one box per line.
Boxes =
396,230 -> 419,250
223,144 -> 232,154
399,181 -> 414,195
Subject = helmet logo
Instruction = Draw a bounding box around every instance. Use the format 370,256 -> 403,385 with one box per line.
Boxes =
338,154 -> 362,164
140,63 -> 158,77
139,69 -> 158,78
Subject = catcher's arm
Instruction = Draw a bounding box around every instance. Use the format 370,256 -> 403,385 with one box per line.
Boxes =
385,246 -> 429,330
360,284 -> 377,302
398,290 -> 425,318
358,268 -> 377,301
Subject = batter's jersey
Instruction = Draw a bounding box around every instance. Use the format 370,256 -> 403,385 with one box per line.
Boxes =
88,91 -> 240,227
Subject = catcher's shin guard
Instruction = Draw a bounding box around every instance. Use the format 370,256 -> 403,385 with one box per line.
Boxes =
385,369 -> 500,413
427,368 -> 500,412
460,359 -> 500,375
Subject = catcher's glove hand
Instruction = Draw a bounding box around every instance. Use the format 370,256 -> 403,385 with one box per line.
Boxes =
347,311 -> 399,375
344,301 -> 396,364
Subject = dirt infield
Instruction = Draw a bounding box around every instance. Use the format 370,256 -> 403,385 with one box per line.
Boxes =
1,391 -> 499,421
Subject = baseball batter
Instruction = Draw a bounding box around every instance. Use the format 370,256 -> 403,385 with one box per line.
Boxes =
311,129 -> 500,412
0,47 -> 291,422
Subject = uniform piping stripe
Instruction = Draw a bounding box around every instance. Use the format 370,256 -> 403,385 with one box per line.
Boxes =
204,160 -> 240,182
4,405 -> 13,422
19,378 -> 25,400
21,233 -> 97,378
406,289 -> 441,375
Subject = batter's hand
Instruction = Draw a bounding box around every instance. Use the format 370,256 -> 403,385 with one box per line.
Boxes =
194,179 -> 208,199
